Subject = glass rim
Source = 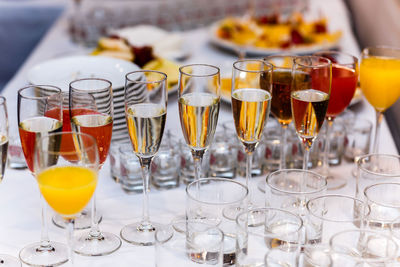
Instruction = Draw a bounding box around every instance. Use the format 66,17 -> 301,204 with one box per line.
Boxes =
235,207 -> 303,236
36,131 -> 98,157
306,194 -> 369,223
233,59 -> 273,73
362,45 -> 400,57
263,54 -> 296,69
329,229 -> 399,262
186,177 -> 249,205
313,50 -> 359,66
357,153 -> 400,177
266,169 -> 327,195
179,63 -> 220,78
125,70 -> 167,84
293,55 -> 332,68
18,85 -> 62,100
364,182 -> 400,209
69,78 -> 112,93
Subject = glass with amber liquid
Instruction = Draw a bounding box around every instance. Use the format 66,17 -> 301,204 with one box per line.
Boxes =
291,56 -> 331,171
264,55 -> 296,169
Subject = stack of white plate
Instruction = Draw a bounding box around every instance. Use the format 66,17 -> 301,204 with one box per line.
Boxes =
28,55 -> 141,142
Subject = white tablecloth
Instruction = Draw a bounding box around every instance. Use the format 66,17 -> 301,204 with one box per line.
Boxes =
0,0 -> 398,266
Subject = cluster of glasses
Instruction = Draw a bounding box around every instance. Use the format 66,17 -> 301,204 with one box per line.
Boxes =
0,45 -> 399,267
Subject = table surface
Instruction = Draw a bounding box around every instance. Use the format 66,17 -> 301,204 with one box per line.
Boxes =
0,0 -> 398,266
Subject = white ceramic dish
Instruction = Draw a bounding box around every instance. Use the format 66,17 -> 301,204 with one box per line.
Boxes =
28,55 -> 140,91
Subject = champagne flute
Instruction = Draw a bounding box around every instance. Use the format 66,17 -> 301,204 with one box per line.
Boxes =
313,51 -> 358,189
231,59 -> 272,205
69,78 -> 121,256
0,96 -> 21,267
121,70 -> 167,245
360,46 -> 400,155
291,56 -> 331,170
264,55 -> 296,169
17,85 -> 68,266
34,132 -> 99,266
178,64 -> 220,182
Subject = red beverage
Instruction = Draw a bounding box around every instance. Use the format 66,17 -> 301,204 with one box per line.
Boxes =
71,112 -> 113,165
326,65 -> 358,118
19,117 -> 63,172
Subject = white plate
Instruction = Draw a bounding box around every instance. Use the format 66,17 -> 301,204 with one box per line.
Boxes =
209,22 -> 340,56
28,55 -> 140,91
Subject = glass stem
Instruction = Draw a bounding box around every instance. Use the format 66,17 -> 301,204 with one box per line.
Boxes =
192,150 -> 205,182
244,144 -> 255,205
372,111 -> 384,154
302,145 -> 310,171
280,125 -> 288,169
39,193 -> 51,251
139,157 -> 153,227
322,119 -> 334,176
66,219 -> 75,266
89,191 -> 101,238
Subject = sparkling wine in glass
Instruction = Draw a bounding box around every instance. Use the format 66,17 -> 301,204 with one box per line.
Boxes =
291,56 -> 331,171
0,96 -> 22,267
17,85 -> 68,266
314,51 -> 358,189
231,59 -> 272,205
35,132 -> 99,266
178,64 -> 220,182
360,46 -> 400,155
121,70 -> 167,246
264,55 -> 296,169
69,78 -> 121,256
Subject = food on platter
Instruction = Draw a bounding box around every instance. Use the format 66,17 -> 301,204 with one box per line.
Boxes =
213,12 -> 342,53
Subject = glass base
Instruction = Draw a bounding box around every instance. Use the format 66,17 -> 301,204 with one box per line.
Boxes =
120,221 -> 161,246
0,254 -> 21,267
74,231 -> 121,256
19,241 -> 68,267
257,179 -> 266,193
52,209 -> 102,230
223,205 -> 245,221
171,215 -> 186,233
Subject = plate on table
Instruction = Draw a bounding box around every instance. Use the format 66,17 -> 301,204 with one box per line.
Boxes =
27,55 -> 140,91
209,15 -> 342,56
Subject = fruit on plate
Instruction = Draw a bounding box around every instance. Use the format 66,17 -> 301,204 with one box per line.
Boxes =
215,13 -> 342,50
143,58 -> 179,89
92,37 -> 134,61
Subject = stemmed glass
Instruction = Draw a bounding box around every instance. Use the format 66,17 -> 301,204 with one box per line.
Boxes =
17,85 -> 68,266
34,132 -> 99,266
313,51 -> 358,189
360,46 -> 400,154
0,96 -> 21,267
291,56 -> 331,170
121,70 -> 167,245
231,59 -> 272,204
69,78 -> 121,256
264,55 -> 296,169
178,64 -> 220,183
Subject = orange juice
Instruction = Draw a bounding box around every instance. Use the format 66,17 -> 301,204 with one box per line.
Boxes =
37,166 -> 97,217
360,57 -> 400,112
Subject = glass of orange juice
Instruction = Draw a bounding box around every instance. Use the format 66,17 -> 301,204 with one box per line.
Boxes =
35,132 -> 99,266
360,46 -> 400,154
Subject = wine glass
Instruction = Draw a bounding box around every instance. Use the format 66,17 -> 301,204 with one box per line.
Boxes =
69,78 -> 121,256
178,64 -> 220,182
360,46 -> 400,155
231,59 -> 272,205
0,96 -> 22,267
313,51 -> 358,189
52,92 -> 99,230
264,55 -> 296,169
17,85 -> 68,266
121,70 -> 167,245
291,56 -> 331,170
34,132 -> 99,266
